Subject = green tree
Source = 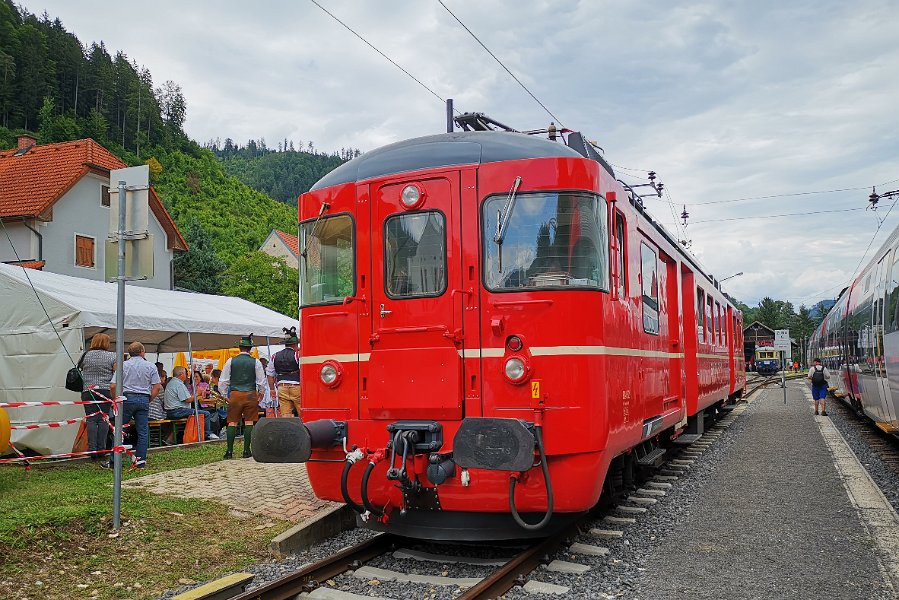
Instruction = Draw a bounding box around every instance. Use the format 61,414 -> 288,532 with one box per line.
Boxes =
11,22 -> 52,130
220,252 -> 298,318
173,218 -> 226,294
755,297 -> 781,330
80,107 -> 107,140
36,95 -> 77,142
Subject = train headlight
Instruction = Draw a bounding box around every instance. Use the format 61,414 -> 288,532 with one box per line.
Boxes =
504,356 -> 529,384
320,361 -> 343,388
401,184 -> 425,209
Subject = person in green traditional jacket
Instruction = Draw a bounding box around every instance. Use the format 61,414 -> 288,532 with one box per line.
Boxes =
218,335 -> 266,459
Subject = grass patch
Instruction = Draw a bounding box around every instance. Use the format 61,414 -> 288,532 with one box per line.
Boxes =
0,444 -> 292,599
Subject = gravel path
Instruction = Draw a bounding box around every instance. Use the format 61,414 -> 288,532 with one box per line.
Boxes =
634,383 -> 893,600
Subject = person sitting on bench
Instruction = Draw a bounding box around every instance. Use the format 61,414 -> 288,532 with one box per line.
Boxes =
164,366 -> 219,440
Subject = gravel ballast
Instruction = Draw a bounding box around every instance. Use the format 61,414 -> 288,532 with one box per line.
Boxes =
159,381 -> 897,599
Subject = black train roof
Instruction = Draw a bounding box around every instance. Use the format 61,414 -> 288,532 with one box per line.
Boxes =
311,131 -> 593,191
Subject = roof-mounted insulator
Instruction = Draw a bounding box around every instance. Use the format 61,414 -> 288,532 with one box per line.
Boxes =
869,187 -> 880,210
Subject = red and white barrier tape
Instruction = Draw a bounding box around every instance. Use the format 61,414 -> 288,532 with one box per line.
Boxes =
9,411 -> 102,430
2,442 -> 137,467
0,399 -> 118,408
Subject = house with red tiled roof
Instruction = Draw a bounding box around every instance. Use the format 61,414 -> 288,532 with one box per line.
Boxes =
260,229 -> 299,269
0,135 -> 187,289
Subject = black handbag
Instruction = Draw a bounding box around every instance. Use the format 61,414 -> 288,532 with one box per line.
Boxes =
65,352 -> 88,393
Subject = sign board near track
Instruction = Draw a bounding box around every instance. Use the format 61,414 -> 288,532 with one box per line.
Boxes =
774,329 -> 790,350
774,329 -> 792,360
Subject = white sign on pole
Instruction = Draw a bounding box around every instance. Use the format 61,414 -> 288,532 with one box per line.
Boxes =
108,165 -> 150,235
107,165 -> 153,281
774,329 -> 792,361
774,329 -> 790,350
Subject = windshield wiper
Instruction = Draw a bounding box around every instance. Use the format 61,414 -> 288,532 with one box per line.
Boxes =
300,202 -> 331,263
494,176 -> 522,273
494,176 -> 522,245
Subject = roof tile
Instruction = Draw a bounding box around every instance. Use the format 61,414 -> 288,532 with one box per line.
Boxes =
274,229 -> 299,257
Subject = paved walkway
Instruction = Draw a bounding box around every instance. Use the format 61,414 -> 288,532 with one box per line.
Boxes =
123,458 -> 339,522
637,382 -> 897,599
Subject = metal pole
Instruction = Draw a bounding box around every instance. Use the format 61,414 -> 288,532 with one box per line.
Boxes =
446,99 -> 454,133
782,352 -> 787,403
187,331 -> 200,442
265,335 -> 274,415
112,180 -> 126,529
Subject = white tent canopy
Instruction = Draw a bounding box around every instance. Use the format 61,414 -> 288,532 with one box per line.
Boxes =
0,262 -> 296,352
0,262 -> 297,455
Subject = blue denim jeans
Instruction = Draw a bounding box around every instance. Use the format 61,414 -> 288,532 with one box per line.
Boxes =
166,407 -> 213,437
122,393 -> 150,462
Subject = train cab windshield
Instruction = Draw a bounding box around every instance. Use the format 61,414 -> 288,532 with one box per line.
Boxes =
482,191 -> 609,291
300,214 -> 355,306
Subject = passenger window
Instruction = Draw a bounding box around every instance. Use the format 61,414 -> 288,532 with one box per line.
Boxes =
706,297 -> 714,342
385,211 -> 447,298
697,288 -> 705,343
715,302 -> 721,345
615,212 -> 626,298
888,254 -> 899,333
640,242 -> 659,335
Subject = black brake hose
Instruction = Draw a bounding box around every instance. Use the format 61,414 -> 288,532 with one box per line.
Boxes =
341,459 -> 365,514
509,426 -> 554,530
361,462 -> 384,517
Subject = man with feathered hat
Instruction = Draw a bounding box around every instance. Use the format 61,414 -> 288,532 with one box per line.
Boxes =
219,334 -> 266,459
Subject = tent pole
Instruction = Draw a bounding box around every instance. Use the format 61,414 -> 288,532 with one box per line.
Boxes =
187,332 -> 201,442
265,335 -> 274,415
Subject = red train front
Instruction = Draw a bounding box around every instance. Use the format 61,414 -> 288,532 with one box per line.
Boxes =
254,117 -> 746,540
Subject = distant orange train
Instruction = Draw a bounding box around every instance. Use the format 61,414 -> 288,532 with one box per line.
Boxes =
253,113 -> 747,540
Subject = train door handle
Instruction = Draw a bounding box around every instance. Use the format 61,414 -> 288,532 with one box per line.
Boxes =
380,304 -> 392,318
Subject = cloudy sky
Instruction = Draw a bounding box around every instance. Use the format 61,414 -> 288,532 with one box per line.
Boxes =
20,0 -> 899,309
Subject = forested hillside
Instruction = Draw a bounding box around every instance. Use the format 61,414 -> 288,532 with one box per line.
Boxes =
0,1 -> 345,318
208,139 -> 354,204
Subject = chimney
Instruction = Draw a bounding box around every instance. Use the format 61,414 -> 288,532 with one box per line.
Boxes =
17,135 -> 36,150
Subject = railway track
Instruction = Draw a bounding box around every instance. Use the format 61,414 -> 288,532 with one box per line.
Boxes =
831,395 -> 899,471
225,396 -> 758,600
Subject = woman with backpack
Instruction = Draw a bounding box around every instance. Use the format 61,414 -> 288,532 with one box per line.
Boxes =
80,333 -> 116,464
808,357 -> 830,416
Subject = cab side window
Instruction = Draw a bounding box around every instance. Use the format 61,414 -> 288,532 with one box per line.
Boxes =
615,211 -> 627,298
640,242 -> 659,335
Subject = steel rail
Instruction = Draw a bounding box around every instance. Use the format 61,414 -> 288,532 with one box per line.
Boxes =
457,526 -> 576,599
230,533 -> 400,600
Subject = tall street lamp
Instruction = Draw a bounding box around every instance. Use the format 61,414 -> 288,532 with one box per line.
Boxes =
720,271 -> 744,283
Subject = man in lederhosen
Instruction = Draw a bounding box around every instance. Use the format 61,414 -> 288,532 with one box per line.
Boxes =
219,334 -> 266,459
267,327 -> 301,418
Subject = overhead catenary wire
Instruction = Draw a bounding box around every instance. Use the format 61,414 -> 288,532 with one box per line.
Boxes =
309,0 -> 456,111
657,177 -> 899,208
690,206 -> 866,224
0,218 -> 78,368
791,194 -> 899,304
436,0 -> 565,128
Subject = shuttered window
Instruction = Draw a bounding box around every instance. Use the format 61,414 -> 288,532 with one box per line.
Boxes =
75,235 -> 95,268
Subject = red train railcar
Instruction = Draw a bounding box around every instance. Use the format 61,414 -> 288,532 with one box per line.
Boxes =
255,119 -> 746,539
